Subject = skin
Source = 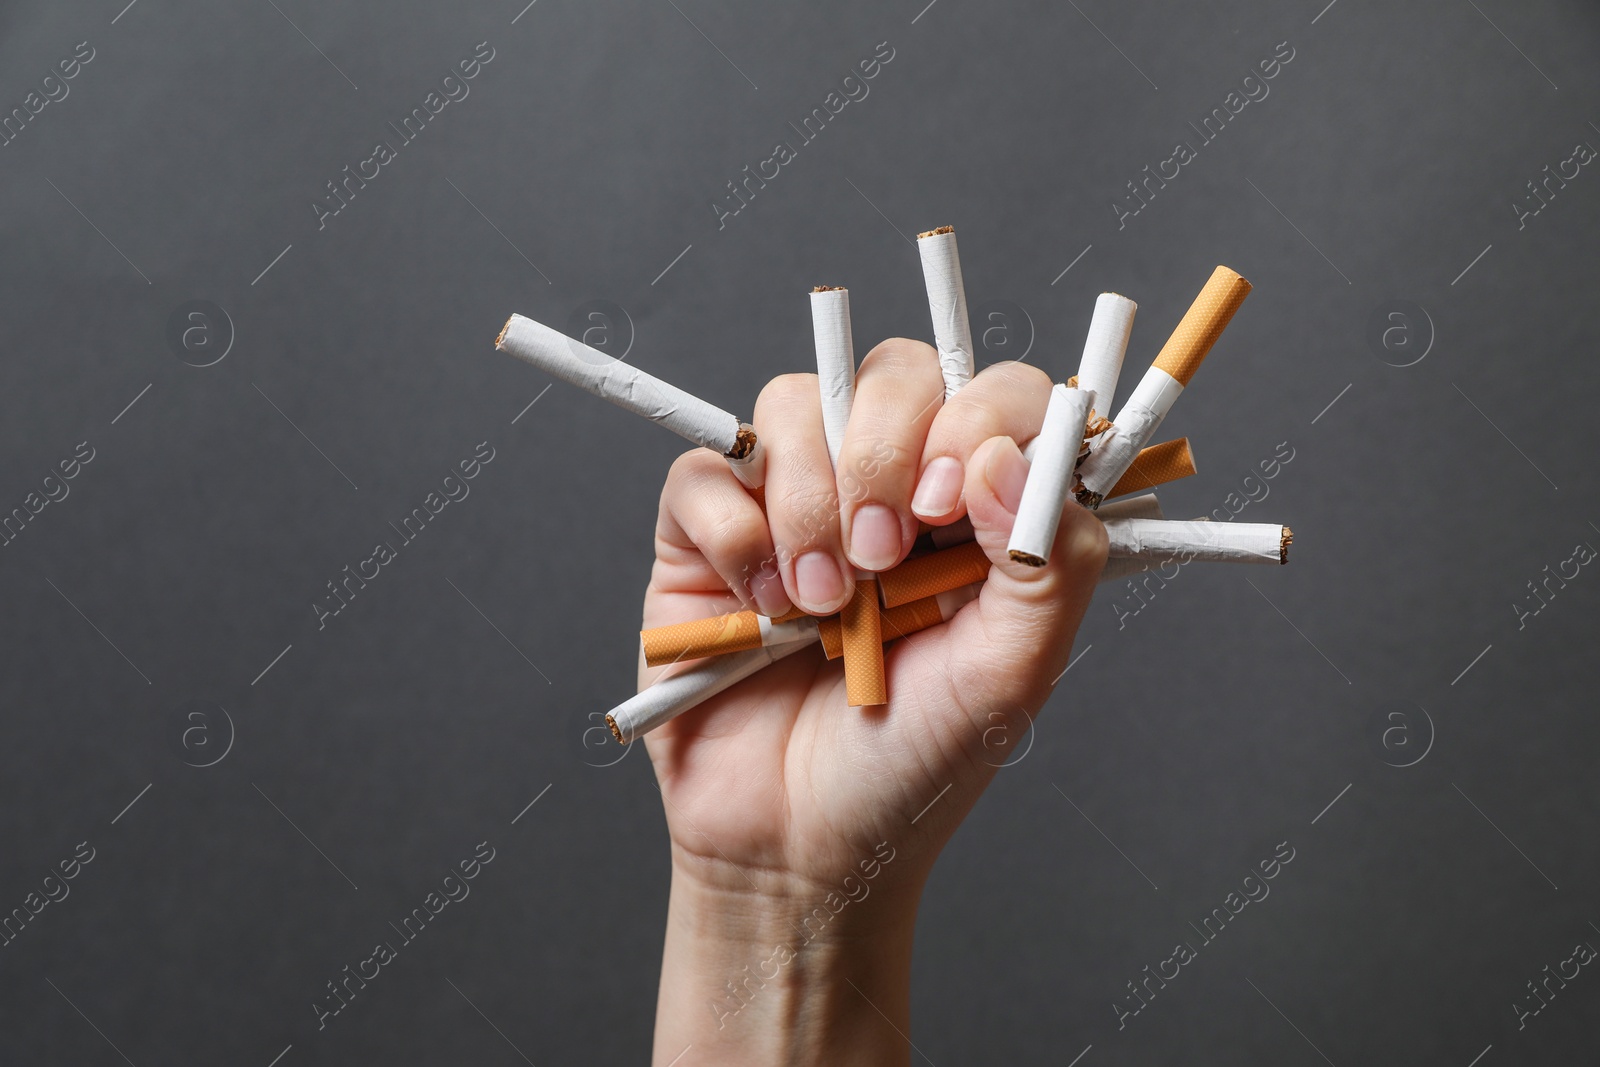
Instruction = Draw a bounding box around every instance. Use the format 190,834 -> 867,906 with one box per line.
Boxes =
639,339 -> 1107,1065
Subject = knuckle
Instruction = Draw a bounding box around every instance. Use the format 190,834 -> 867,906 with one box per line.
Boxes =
982,359 -> 1053,397
862,337 -> 940,380
772,481 -> 839,546
755,373 -> 819,418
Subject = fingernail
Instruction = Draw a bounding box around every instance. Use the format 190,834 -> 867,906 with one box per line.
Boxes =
749,568 -> 790,617
795,551 -> 847,613
987,441 -> 1029,515
848,504 -> 902,571
911,456 -> 964,518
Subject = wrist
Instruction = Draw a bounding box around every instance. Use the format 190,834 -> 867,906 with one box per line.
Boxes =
652,853 -> 922,1066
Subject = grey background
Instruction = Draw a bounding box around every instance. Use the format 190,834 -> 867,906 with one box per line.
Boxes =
1,0 -> 1596,1063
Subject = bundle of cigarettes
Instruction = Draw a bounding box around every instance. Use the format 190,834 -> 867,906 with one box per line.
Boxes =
493,228 -> 1292,744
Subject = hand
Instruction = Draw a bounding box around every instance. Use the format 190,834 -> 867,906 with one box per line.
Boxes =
641,339 -> 1107,1065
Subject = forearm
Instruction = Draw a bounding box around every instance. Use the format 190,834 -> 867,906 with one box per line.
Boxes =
652,867 -> 921,1066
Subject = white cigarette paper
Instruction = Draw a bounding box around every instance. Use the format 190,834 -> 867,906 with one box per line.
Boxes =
1074,365 -> 1183,505
809,288 -> 856,465
917,227 -> 975,398
1101,518 -> 1288,565
1008,385 -> 1092,566
1095,494 -> 1166,583
496,314 -> 749,459
1075,293 -> 1137,417
609,635 -> 818,743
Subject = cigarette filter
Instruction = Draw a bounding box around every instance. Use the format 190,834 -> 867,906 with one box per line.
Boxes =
879,540 -> 992,609
496,314 -> 754,461
607,634 -> 818,744
1008,385 -> 1093,567
1095,493 -> 1164,523
1075,293 -> 1138,418
822,584 -> 980,658
1102,518 -> 1291,565
809,287 -> 856,465
1104,438 -> 1196,500
641,606 -> 813,668
1074,267 -> 1250,507
917,226 -> 976,398
840,580 -> 887,705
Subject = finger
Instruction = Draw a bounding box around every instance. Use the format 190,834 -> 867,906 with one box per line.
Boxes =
910,361 -> 1054,525
941,435 -> 1108,709
753,373 -> 853,615
654,448 -> 788,617
837,338 -> 945,572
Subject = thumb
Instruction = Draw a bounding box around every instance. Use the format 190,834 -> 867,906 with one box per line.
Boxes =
944,435 -> 1107,709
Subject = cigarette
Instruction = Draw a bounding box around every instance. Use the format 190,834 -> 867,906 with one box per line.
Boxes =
1096,493 -> 1164,522
1101,518 -> 1291,565
1008,385 -> 1093,566
878,540 -> 992,609
1075,293 -> 1138,419
496,313 -> 761,480
840,579 -> 887,705
640,606 -> 813,668
821,584 -> 979,658
1104,437 -> 1196,500
607,634 -> 819,744
1074,267 -> 1251,507
917,226 -> 975,398
1095,493 -> 1165,584
810,286 -> 856,464
809,285 -> 887,706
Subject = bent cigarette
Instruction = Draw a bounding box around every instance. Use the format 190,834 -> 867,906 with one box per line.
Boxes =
1075,293 -> 1138,419
822,584 -> 979,658
608,635 -> 818,744
1075,267 -> 1250,507
928,436 -> 1187,552
879,540 -> 992,609
1105,438 -> 1196,500
917,226 -> 976,398
496,313 -> 759,472
641,606 -> 812,668
1096,494 -> 1166,583
1102,518 -> 1291,565
1008,385 -> 1093,566
809,285 -> 886,706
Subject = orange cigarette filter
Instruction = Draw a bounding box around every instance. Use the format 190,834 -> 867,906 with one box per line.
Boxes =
1151,266 -> 1252,386
877,540 -> 992,609
821,593 -> 947,659
641,605 -> 807,667
840,580 -> 887,706
1104,438 -> 1196,500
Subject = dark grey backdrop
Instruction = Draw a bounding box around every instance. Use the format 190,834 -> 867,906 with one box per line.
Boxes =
2,0 -> 1597,1063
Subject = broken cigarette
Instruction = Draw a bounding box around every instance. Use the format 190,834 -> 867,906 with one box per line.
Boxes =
917,226 -> 976,398
879,540 -> 992,609
1101,518 -> 1291,565
641,606 -> 813,668
1074,266 -> 1251,507
1095,494 -> 1166,583
1075,293 -> 1138,419
1008,385 -> 1093,566
496,313 -> 764,487
607,635 -> 819,744
1105,437 -> 1195,500
809,285 -> 886,707
821,584 -> 979,658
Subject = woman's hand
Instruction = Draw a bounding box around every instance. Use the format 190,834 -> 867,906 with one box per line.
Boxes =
642,339 -> 1107,1065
